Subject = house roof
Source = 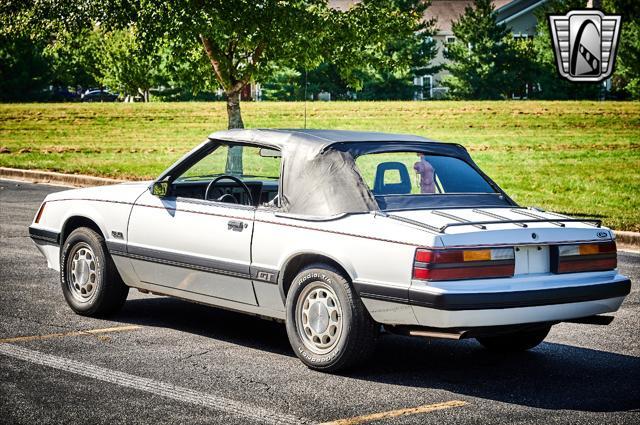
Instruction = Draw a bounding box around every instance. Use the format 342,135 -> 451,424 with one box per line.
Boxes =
329,0 -> 355,11
495,0 -> 548,24
425,0 -> 512,33
328,1 -> 544,34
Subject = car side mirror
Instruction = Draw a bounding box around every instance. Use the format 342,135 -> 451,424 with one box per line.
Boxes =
151,181 -> 169,197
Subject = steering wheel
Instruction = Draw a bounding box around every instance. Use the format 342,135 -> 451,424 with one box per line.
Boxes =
204,175 -> 254,206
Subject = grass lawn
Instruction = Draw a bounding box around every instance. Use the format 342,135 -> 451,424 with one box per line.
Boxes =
0,101 -> 638,231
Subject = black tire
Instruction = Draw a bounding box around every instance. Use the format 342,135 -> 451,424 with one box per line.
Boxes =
60,227 -> 129,317
476,326 -> 551,352
285,263 -> 377,372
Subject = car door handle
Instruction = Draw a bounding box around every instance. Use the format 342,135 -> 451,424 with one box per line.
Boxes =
227,220 -> 247,232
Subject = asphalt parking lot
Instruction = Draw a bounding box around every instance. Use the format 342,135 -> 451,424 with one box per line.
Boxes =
1,179 -> 639,424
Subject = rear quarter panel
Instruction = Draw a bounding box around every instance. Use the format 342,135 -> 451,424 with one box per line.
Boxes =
252,210 -> 437,320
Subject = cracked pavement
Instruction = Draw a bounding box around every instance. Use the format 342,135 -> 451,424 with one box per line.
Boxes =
1,179 -> 639,424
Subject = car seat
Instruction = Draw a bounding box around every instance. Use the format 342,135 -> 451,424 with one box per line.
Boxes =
373,162 -> 412,195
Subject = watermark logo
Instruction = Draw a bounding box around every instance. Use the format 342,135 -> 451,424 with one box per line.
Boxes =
548,10 -> 621,82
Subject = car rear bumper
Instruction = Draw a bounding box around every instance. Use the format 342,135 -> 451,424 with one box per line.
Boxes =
356,274 -> 631,328
408,277 -> 631,311
410,295 -> 626,328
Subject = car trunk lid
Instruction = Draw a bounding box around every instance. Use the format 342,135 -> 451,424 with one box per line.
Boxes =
394,207 -> 613,279
388,207 -> 611,250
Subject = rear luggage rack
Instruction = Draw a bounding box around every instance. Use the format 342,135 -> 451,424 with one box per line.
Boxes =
510,208 -> 567,227
383,209 -> 602,234
383,212 -> 442,233
512,208 -> 601,227
439,218 -> 602,233
432,210 -> 487,230
540,209 -> 602,226
472,208 -> 528,227
430,208 -> 602,233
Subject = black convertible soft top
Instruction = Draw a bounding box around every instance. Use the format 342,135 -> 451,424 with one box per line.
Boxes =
161,129 -> 504,216
209,128 -> 469,157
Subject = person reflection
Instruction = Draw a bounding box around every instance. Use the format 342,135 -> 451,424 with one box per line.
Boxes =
413,153 -> 436,194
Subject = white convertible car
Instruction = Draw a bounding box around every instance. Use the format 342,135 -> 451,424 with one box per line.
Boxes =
29,129 -> 631,371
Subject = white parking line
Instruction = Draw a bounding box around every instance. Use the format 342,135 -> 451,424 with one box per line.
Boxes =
0,343 -> 306,425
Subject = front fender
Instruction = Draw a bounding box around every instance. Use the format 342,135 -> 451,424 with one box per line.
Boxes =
40,199 -> 132,247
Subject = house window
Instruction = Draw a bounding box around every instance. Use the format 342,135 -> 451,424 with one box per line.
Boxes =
513,33 -> 533,40
443,36 -> 456,54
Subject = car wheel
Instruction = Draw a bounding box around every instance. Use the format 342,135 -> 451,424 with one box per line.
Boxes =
476,326 -> 551,352
60,227 -> 129,317
285,263 -> 377,372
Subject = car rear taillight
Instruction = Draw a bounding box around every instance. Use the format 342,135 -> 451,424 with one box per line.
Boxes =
34,202 -> 46,223
551,241 -> 617,273
413,247 -> 515,281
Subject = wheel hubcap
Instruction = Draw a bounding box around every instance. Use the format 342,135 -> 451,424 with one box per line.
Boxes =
296,282 -> 343,355
68,244 -> 97,302
308,302 -> 330,334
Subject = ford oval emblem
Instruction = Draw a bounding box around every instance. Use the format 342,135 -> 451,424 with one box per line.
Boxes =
531,232 -> 538,240
597,231 -> 608,238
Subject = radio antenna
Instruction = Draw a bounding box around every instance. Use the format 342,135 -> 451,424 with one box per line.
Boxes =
304,68 -> 308,129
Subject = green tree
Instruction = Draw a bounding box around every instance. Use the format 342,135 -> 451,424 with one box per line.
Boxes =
2,0 -> 428,120
443,0 -> 519,99
2,0 -> 430,171
46,28 -> 102,90
504,36 -> 538,98
358,70 -> 416,100
261,67 -> 302,101
156,42 -> 222,101
354,1 -> 438,100
301,64 -> 351,100
136,0 -> 431,128
135,0 -> 322,128
97,27 -> 164,101
0,35 -> 52,101
530,0 -> 600,99
603,0 -> 640,98
261,0 -> 437,102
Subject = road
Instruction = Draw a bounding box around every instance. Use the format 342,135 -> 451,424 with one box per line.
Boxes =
1,179 -> 638,425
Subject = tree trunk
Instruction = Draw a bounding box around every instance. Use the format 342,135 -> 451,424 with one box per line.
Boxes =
225,90 -> 244,174
226,90 -> 244,129
138,88 -> 149,102
199,34 -> 252,173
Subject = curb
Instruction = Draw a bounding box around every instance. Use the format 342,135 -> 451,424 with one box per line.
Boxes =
614,230 -> 640,250
0,167 -> 125,187
1,167 -> 639,249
